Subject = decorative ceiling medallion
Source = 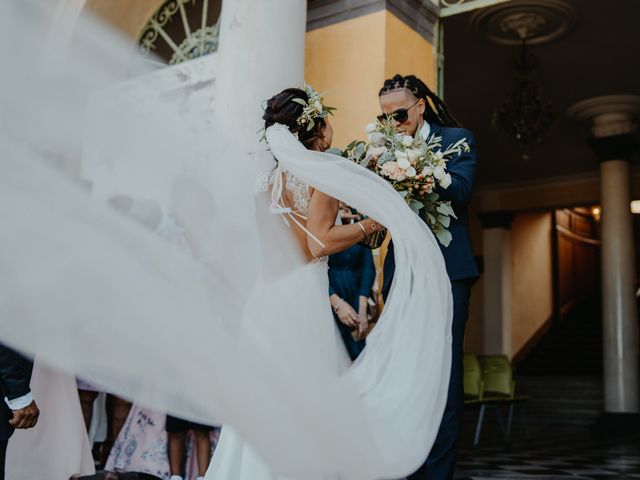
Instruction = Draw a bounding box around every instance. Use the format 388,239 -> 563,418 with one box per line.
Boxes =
471,0 -> 575,45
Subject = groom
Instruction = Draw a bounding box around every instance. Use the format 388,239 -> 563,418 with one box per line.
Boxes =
379,74 -> 479,480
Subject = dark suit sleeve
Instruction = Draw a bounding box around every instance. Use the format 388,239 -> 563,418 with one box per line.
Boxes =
435,129 -> 477,204
357,248 -> 376,298
0,344 -> 33,401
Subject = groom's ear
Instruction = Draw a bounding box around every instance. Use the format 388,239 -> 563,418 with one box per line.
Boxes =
418,98 -> 426,117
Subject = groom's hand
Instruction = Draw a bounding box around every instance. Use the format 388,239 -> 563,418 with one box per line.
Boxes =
10,400 -> 40,429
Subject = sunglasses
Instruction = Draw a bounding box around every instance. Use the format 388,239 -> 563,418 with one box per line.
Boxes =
377,99 -> 420,124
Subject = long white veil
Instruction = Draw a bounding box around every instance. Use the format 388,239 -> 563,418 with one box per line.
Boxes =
0,1 -> 452,478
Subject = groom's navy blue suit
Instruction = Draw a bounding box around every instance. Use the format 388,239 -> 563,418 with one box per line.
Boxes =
382,122 -> 479,480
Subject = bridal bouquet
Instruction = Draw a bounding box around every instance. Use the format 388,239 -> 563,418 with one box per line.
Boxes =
332,118 -> 470,247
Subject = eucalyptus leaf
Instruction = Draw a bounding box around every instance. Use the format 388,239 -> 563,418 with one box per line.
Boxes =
436,203 -> 455,217
436,229 -> 453,247
291,98 -> 307,106
438,214 -> 450,228
425,211 -> 437,225
409,199 -> 424,214
379,151 -> 392,164
307,118 -> 315,131
423,192 -> 439,203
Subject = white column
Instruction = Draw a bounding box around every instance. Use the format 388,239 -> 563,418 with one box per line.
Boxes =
208,0 -> 307,202
480,212 -> 514,356
214,0 -> 306,147
570,95 -> 640,414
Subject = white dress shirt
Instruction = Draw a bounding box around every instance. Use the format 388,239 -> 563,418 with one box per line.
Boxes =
5,391 -> 33,410
418,120 -> 431,141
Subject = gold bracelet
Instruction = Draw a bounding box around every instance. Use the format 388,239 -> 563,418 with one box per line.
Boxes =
357,222 -> 367,239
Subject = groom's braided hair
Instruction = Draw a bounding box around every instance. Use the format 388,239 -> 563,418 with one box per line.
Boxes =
263,88 -> 327,150
379,74 -> 461,128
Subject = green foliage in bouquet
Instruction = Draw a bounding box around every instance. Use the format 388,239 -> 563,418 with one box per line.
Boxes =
329,117 -> 469,247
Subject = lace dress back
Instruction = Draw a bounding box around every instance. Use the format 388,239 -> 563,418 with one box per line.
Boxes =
262,166 -> 326,264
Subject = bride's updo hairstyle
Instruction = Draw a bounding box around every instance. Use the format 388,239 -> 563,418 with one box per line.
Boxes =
263,88 -> 327,150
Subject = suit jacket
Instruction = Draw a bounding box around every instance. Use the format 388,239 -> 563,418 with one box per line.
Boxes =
383,122 -> 479,299
0,343 -> 33,440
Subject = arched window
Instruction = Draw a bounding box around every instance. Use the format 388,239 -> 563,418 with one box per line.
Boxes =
139,0 -> 222,65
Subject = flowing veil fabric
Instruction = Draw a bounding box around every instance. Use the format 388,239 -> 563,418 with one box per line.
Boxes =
0,1 -> 451,479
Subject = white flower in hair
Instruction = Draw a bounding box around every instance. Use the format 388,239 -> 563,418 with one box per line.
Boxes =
293,83 -> 336,131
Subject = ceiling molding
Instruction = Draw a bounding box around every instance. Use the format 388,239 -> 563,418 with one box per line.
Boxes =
307,0 -> 439,42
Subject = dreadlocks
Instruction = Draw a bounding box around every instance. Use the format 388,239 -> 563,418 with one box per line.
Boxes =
379,74 -> 461,128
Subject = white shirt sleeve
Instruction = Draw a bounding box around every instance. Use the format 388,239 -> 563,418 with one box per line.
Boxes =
5,392 -> 33,410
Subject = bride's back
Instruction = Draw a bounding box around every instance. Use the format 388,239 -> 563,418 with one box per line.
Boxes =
269,170 -> 316,263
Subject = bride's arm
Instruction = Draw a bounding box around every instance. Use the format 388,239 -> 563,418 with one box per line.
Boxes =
305,191 -> 383,258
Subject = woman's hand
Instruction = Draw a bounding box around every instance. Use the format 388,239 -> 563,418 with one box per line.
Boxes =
331,295 -> 359,327
356,296 -> 369,336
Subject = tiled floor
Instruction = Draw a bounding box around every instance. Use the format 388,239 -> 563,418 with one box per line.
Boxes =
454,422 -> 640,480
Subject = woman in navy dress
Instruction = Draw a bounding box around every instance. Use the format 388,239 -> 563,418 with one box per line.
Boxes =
328,205 -> 376,361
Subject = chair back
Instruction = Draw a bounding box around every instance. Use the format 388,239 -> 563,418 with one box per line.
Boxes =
480,355 -> 514,398
463,352 -> 483,399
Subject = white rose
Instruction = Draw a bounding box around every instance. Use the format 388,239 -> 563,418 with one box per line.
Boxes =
314,100 -> 323,112
433,165 -> 446,181
406,166 -> 417,178
397,157 -> 411,170
368,132 -> 386,146
434,150 -> 444,164
402,135 -> 414,147
439,173 -> 452,189
406,148 -> 421,162
368,145 -> 387,158
421,165 -> 434,177
365,123 -> 377,134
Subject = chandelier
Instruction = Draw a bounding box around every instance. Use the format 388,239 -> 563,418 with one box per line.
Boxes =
471,1 -> 577,152
494,35 -> 553,147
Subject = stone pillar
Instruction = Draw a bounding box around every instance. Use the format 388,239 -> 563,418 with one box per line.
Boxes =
479,211 -> 515,356
214,0 -> 306,135
212,0 -> 306,194
570,95 -> 640,414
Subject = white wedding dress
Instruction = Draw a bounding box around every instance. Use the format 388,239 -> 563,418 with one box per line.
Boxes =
205,169 -> 351,480
0,2 -> 453,479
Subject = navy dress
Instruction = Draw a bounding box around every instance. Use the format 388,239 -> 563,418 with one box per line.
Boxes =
328,244 -> 376,361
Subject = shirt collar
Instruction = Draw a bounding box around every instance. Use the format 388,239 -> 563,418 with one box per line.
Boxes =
418,121 -> 431,141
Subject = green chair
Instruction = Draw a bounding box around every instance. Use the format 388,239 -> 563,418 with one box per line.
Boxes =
463,353 -> 506,447
463,352 -> 484,402
478,355 -> 531,446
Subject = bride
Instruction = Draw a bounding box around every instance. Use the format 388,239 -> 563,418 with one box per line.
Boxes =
205,87 -> 384,479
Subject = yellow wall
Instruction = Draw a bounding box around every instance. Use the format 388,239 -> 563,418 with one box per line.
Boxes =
510,213 -> 554,357
305,11 -> 387,148
305,11 -> 437,148
384,13 -> 437,92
